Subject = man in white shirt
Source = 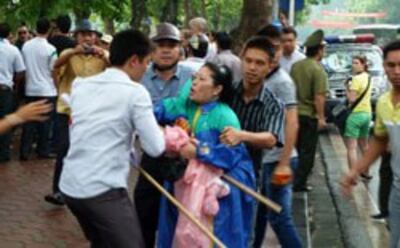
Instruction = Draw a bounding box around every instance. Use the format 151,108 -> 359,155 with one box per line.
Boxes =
0,22 -> 25,162
208,31 -> 242,83
179,34 -> 208,72
280,27 -> 306,74
20,17 -> 57,160
60,29 -> 165,248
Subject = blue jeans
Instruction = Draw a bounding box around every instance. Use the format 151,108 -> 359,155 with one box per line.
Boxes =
253,158 -> 302,248
389,186 -> 400,248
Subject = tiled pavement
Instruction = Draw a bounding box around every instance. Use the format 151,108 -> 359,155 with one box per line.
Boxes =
0,157 -> 87,248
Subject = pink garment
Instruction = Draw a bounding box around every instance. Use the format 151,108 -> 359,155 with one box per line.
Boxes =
164,126 -> 230,248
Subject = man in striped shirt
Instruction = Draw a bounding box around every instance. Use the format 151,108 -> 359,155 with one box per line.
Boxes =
220,36 -> 285,178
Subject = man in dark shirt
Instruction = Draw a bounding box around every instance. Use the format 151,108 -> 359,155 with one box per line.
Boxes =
48,15 -> 76,55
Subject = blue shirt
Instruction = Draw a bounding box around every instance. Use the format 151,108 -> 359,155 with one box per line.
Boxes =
141,64 -> 195,104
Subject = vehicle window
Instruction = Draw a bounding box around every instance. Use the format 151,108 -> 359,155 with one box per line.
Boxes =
322,48 -> 383,73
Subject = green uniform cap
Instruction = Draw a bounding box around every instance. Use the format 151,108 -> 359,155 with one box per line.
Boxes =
303,29 -> 326,48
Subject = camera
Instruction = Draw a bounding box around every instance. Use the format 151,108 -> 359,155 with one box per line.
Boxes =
83,46 -> 95,54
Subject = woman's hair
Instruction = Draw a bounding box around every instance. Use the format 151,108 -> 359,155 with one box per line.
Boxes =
353,55 -> 368,72
203,62 -> 233,104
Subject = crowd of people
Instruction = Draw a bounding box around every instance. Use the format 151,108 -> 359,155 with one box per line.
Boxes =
0,13 -> 399,248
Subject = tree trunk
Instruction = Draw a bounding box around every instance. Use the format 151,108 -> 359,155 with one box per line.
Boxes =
232,0 -> 273,53
103,17 -> 115,35
130,0 -> 147,30
183,0 -> 192,27
161,0 -> 179,24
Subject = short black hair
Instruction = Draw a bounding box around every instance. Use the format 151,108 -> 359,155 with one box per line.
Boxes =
383,40 -> 400,59
215,32 -> 232,50
189,34 -> 208,58
110,29 -> 152,66
203,62 -> 233,104
0,22 -> 11,38
257,24 -> 281,41
56,15 -> 71,34
305,45 -> 324,57
282,26 -> 297,38
242,36 -> 276,59
36,17 -> 51,34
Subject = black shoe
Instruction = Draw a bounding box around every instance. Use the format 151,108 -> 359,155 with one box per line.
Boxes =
293,185 -> 313,192
44,193 -> 65,206
38,153 -> 56,159
371,212 -> 388,220
19,155 -> 29,161
361,173 -> 373,180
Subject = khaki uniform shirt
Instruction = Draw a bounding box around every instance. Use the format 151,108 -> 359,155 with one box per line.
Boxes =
291,58 -> 328,118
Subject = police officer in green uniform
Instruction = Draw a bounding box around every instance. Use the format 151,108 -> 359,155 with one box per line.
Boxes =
290,30 -> 328,192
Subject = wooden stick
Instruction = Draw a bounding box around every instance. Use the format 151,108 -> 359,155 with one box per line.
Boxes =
222,174 -> 282,213
136,167 -> 227,248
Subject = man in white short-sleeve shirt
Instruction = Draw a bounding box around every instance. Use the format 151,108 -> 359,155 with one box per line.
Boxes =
60,29 -> 165,248
280,27 -> 306,74
20,17 -> 57,160
0,22 -> 25,162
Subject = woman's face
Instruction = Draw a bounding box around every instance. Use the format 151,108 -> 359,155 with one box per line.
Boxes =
352,59 -> 365,74
190,66 -> 222,104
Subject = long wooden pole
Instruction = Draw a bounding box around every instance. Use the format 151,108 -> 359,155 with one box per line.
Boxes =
136,167 -> 227,248
222,174 -> 282,213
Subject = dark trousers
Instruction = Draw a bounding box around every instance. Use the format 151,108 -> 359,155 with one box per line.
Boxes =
0,86 -> 14,161
294,115 -> 319,189
20,96 -> 56,158
253,159 -> 302,248
134,154 -> 165,248
64,188 -> 144,248
52,114 -> 69,193
379,152 -> 392,215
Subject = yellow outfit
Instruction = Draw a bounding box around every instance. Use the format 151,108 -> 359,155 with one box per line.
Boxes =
57,49 -> 108,115
374,90 -> 400,137
348,72 -> 372,113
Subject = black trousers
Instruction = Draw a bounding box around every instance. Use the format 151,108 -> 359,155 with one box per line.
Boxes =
379,152 -> 393,215
294,115 -> 319,189
0,86 -> 14,161
52,113 -> 70,193
20,96 -> 56,158
65,188 -> 144,248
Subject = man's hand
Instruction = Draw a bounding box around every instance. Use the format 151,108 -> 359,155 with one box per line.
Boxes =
318,118 -> 327,130
14,100 -> 52,123
179,138 -> 198,160
220,127 -> 242,146
341,170 -> 359,196
271,164 -> 293,186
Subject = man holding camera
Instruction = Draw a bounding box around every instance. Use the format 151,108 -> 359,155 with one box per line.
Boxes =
44,19 -> 108,206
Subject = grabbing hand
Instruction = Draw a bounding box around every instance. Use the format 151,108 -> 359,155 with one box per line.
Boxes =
179,138 -> 198,160
340,170 -> 359,197
14,100 -> 52,123
271,165 -> 293,186
220,127 -> 242,146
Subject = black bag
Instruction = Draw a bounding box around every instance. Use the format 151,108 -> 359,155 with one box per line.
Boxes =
332,76 -> 371,133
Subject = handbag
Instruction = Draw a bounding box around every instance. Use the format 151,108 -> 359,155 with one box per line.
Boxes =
332,76 -> 371,133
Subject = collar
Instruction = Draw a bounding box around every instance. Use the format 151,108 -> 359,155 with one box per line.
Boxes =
200,101 -> 218,112
236,81 -> 265,103
266,66 -> 280,79
219,50 -> 233,55
186,57 -> 205,63
149,63 -> 181,81
103,67 -> 133,84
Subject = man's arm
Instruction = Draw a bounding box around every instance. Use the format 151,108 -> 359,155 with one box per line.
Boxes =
342,136 -> 388,195
277,106 -> 298,166
315,93 -> 327,129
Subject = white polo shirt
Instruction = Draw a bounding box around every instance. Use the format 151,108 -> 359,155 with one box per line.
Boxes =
60,68 -> 166,198
280,50 -> 306,74
22,37 -> 57,97
179,57 -> 205,72
0,38 -> 25,88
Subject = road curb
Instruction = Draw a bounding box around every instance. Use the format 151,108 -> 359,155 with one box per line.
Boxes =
319,129 -> 374,248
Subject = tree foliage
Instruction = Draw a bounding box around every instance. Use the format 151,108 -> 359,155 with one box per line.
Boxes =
345,0 -> 399,24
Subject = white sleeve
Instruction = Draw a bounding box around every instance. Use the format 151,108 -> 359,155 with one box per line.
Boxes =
49,47 -> 58,70
131,87 -> 165,157
13,48 -> 25,73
